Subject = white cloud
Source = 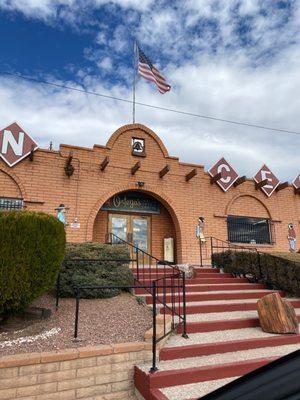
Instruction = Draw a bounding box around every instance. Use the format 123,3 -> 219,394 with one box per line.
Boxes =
97,56 -> 113,71
0,0 -> 300,182
95,31 -> 106,45
94,0 -> 153,11
0,0 -> 153,21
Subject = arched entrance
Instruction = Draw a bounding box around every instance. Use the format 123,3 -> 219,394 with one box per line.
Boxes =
92,190 -> 178,262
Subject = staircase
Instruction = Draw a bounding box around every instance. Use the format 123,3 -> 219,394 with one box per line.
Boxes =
134,265 -> 300,400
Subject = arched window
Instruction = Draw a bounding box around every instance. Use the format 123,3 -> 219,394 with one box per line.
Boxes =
227,195 -> 273,245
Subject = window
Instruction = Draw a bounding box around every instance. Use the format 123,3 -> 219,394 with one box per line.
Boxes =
0,198 -> 23,211
227,215 -> 272,245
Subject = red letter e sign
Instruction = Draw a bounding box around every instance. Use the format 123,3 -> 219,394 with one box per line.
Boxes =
0,123 -> 38,167
254,164 -> 280,197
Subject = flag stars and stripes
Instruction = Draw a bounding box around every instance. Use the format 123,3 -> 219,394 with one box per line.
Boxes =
137,45 -> 171,94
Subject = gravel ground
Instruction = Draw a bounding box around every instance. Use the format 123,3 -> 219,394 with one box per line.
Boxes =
165,327 -> 283,347
161,376 -> 240,400
140,343 -> 300,371
186,309 -> 300,322
0,293 -> 152,356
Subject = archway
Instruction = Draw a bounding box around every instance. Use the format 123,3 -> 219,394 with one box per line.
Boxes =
0,168 -> 26,199
88,187 -> 183,263
226,194 -> 273,244
226,194 -> 271,219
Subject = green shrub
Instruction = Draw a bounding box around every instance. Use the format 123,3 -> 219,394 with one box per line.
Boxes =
0,211 -> 66,316
59,242 -> 134,298
212,250 -> 300,296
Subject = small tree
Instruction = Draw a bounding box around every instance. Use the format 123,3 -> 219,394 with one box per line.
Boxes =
0,211 -> 66,316
59,242 -> 134,298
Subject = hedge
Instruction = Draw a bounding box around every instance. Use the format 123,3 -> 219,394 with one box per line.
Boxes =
59,242 -> 134,298
0,211 -> 66,316
212,250 -> 300,296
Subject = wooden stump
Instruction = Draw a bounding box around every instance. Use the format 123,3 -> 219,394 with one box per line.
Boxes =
257,293 -> 299,334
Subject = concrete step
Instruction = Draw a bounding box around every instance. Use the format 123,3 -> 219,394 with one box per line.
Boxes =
136,344 -> 299,389
185,308 -> 300,322
165,327 -> 283,348
134,271 -> 227,279
163,298 -> 300,314
145,290 -> 284,304
132,267 -> 219,274
139,277 -> 247,285
160,333 -> 300,361
160,376 -> 240,400
178,314 -> 300,333
135,283 -> 266,295
135,358 -> 271,397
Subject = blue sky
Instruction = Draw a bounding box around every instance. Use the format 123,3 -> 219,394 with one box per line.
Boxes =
0,0 -> 299,181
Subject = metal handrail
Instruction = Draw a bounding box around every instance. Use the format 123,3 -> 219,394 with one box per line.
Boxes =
72,281 -> 187,373
205,236 -> 300,288
107,232 -> 180,271
55,234 -> 189,373
106,232 -> 188,370
199,236 -> 259,267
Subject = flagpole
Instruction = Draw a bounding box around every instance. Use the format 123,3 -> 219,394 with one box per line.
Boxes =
132,40 -> 137,124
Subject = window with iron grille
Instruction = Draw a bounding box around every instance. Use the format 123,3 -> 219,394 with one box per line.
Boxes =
227,215 -> 272,245
0,198 -> 23,211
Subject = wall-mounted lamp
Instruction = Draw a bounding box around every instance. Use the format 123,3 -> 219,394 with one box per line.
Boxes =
136,181 -> 145,188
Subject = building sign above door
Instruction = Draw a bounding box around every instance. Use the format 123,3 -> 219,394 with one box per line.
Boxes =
101,191 -> 160,214
0,122 -> 38,167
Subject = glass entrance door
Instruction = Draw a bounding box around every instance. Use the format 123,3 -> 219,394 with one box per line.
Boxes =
132,217 -> 149,253
109,214 -> 150,257
110,215 -> 129,243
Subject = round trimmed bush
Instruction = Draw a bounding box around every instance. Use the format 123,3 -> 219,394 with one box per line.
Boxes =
0,211 -> 66,316
59,242 -> 134,299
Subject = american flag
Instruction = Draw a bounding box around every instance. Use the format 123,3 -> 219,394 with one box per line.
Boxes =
137,45 -> 171,94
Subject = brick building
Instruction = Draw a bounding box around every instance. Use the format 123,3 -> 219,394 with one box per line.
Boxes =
0,123 -> 299,263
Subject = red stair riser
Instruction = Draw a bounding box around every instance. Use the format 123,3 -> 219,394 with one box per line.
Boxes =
160,335 -> 300,360
162,299 -> 300,314
138,277 -> 248,285
131,268 -> 223,278
150,389 -> 169,400
135,283 -> 266,295
143,357 -> 277,388
134,367 -> 153,400
145,291 -> 284,304
196,273 -> 231,277
130,265 -> 218,275
132,268 -> 220,274
134,273 -> 229,279
178,315 -> 300,333
178,318 -> 261,333
192,277 -> 248,283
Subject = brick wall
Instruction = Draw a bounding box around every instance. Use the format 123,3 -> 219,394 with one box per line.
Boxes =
0,123 -> 299,263
0,343 -> 151,400
0,170 -> 22,198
